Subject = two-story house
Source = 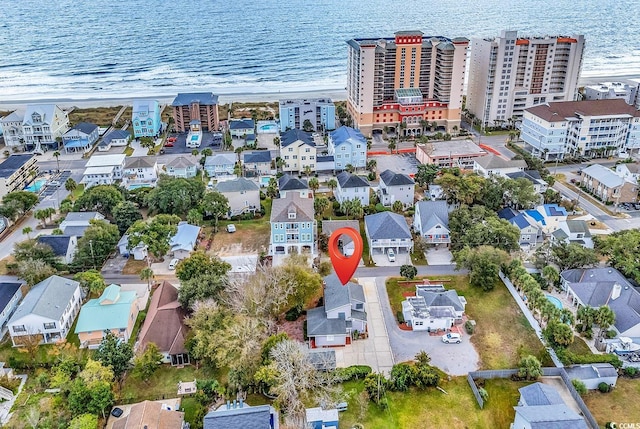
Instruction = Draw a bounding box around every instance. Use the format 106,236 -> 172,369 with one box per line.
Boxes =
204,153 -> 236,178
473,154 -> 527,178
278,174 -> 311,198
364,211 -> 413,259
60,211 -> 106,237
82,154 -> 126,188
8,275 -> 82,346
413,200 -> 451,245
269,193 -> 316,256
551,219 -> 594,248
98,130 -> 130,152
307,274 -> 366,347
165,156 -> 198,178
62,122 -> 99,153
132,100 -> 161,138
122,157 -> 159,190
36,235 -> 78,264
75,284 -> 139,349
280,129 -> 316,173
497,207 -> 543,248
229,119 -> 255,139
335,171 -> 370,206
21,104 -> 70,153
402,284 -> 467,331
505,170 -> 549,194
214,177 -> 260,217
581,163 -> 638,204
0,282 -> 24,331
378,169 -> 415,208
0,154 -> 38,200
242,151 -> 273,176
328,126 -> 367,170
526,204 -> 568,235
615,163 -> 640,183
0,111 -> 24,148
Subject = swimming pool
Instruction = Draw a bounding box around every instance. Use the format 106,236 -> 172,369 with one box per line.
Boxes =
260,124 -> 277,132
25,178 -> 46,193
191,135 -> 199,141
546,295 -> 563,309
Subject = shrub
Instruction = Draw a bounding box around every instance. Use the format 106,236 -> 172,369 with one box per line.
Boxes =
478,387 -> 489,402
389,363 -> 413,391
335,365 -> 372,381
465,320 -> 475,335
582,329 -> 593,340
364,373 -> 388,404
572,379 -> 587,395
284,305 -> 303,321
605,329 -> 617,339
556,350 -> 623,369
598,382 -> 611,393
396,311 -> 405,324
624,367 -> 638,377
0,375 -> 21,394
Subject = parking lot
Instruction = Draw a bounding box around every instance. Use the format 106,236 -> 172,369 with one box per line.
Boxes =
372,153 -> 418,176
39,170 -> 71,201
161,132 -> 223,155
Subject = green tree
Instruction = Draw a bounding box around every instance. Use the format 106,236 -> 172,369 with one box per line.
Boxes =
140,267 -> 154,290
201,191 -> 230,232
65,177 -> 77,193
95,331 -> 133,380
387,138 -> 397,154
127,214 -> 180,260
72,220 -> 120,270
176,251 -> 231,282
266,178 -> 278,198
60,199 -> 74,214
542,266 -> 560,289
391,200 -> 404,213
595,306 -> 616,339
139,136 -> 155,149
69,414 -> 98,429
314,197 -> 329,217
302,119 -> 314,132
518,355 -> 543,380
13,239 -> 57,264
16,259 -> 56,286
454,245 -> 510,291
341,198 -> 364,219
308,177 -> 319,193
550,241 -> 599,271
400,264 -> 418,280
544,320 -> 574,347
74,269 -> 106,295
22,226 -> 32,239
146,176 -> 205,216
414,164 -> 439,187
187,208 -> 203,226
327,179 -> 337,194
504,177 -> 539,209
0,191 -> 39,221
132,342 -> 163,382
449,205 -> 520,252
303,165 -> 313,178
576,306 -> 597,333
542,188 -> 562,204
435,171 -> 485,205
595,229 -> 640,283
74,185 -> 124,218
68,359 -> 115,419
52,150 -> 61,172
179,272 -> 229,309
112,200 -> 143,235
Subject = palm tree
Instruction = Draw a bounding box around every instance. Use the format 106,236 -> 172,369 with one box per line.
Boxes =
308,177 -> 319,193
367,159 -> 377,172
327,178 -> 337,194
595,305 -> 615,339
419,119 -> 428,135
22,226 -> 32,239
45,207 -> 56,224
192,149 -> 199,157
34,209 -> 47,228
140,267 -> 154,291
452,125 -> 459,135
52,151 -> 61,172
303,165 -> 312,178
345,164 -> 355,174
387,138 -> 397,154
65,177 -> 77,193
273,136 -> 280,147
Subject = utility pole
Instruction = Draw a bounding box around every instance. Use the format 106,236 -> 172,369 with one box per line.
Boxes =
89,240 -> 96,270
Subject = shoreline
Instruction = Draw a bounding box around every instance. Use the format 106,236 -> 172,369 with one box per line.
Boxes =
1,73 -> 639,111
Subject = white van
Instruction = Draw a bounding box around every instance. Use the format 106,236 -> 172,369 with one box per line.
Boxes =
168,258 -> 179,270
387,248 -> 396,262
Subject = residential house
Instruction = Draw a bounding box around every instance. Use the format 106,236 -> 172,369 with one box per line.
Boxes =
531,204 -> 568,234
280,129 -> 316,173
204,153 -> 236,178
378,169 -> 415,208
138,281 -> 190,366
36,235 -> 78,264
22,104 -> 70,153
328,126 -> 367,170
169,222 -> 201,260
307,274 -> 366,347
0,154 -> 38,199
552,220 -> 594,248
242,151 -> 273,176
172,92 -> 219,133
416,140 -> 487,169
203,402 -> 279,429
562,267 -> 640,338
0,111 -> 24,148
335,171 -> 370,205
98,129 -> 130,152
321,220 -> 360,257
165,156 -> 198,178
615,162 -> 640,182
269,193 -> 316,255
60,211 -> 105,237
413,200 -> 451,245
473,154 -> 527,178
75,284 -> 139,349
117,234 -> 148,261
111,399 -> 185,429
82,154 -> 126,188
364,211 -> 413,258
497,208 -> 543,248
279,98 -> 336,132
0,282 -> 24,330
132,99 -> 161,138
7,275 -> 82,346
214,177 -> 260,217
316,155 -> 335,172
122,157 -> 159,189
402,284 -> 467,331
512,382 -> 588,429
564,364 -> 618,390
505,170 -> 549,193
581,163 -> 638,204
278,174 -> 311,198
305,407 -> 339,429
229,119 -> 255,138
62,122 -> 99,153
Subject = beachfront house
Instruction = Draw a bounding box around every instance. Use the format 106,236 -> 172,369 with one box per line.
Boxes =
122,157 -> 159,190
7,275 -> 82,347
328,126 -> 367,170
62,122 -> 99,153
280,129 -> 316,173
335,171 -> 370,205
0,111 -> 24,148
22,104 -> 70,153
269,193 -> 316,256
378,169 -> 415,208
132,99 -> 161,138
229,119 -> 255,139
214,177 -> 260,217
172,93 -> 220,133
165,156 -> 198,178
98,129 -> 130,152
204,153 -> 236,178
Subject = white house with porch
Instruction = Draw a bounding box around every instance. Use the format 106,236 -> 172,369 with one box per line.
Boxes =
82,154 -> 126,188
402,284 -> 466,331
364,212 -> 413,258
413,200 -> 451,245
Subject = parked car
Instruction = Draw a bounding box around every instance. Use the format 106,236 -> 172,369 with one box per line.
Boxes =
111,407 -> 124,418
387,248 -> 396,262
635,203 -> 640,210
442,333 -> 462,344
48,180 -> 60,187
226,224 -> 236,233
165,141 -> 174,147
167,137 -> 177,143
168,258 -> 179,270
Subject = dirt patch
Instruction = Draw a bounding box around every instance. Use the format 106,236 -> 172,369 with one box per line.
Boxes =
208,222 -> 270,256
122,258 -> 148,275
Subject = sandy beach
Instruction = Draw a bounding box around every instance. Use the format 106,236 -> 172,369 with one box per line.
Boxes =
1,73 -> 639,111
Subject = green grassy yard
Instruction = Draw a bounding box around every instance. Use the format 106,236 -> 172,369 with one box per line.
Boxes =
584,377 -> 640,426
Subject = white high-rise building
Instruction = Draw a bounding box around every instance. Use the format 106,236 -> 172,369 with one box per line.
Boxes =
467,30 -> 585,128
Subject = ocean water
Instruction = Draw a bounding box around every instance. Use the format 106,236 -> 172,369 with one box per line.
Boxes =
1,0 -> 639,101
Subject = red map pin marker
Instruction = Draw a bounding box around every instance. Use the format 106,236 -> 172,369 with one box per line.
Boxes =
328,227 -> 363,286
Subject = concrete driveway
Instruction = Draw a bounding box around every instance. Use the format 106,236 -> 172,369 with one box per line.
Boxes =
371,250 -> 409,267
374,277 -> 479,375
425,247 -> 453,265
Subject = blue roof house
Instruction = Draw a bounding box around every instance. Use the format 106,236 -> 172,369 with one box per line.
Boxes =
0,282 -> 24,331
62,122 -> 99,153
36,235 -> 78,264
534,204 -> 568,234
204,402 -> 279,429
229,119 -> 255,138
75,284 -> 139,349
170,222 -> 201,260
364,211 -> 413,260
306,407 -> 339,429
132,100 -> 161,138
328,126 -> 367,170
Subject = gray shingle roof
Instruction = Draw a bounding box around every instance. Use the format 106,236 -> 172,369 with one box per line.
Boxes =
475,154 -> 527,170
125,157 -> 156,169
564,220 -> 591,237
61,225 -> 89,237
337,171 -> 369,189
278,174 -> 308,191
70,122 -> 98,135
379,169 -> 414,186
243,151 -> 272,164
506,169 -> 544,182
415,200 -> 449,234
205,153 -> 236,166
36,235 -> 72,257
519,383 -> 564,406
365,212 -> 411,240
417,289 -> 464,312
323,273 -> 364,310
102,130 -> 130,144
564,363 -> 618,381
8,275 -> 79,323
281,129 -> 314,148
172,92 -> 218,106
63,212 -> 102,222
167,156 -> 197,168
204,405 -> 274,429
306,307 -> 347,336
214,177 -> 259,193
514,405 -> 587,428
270,193 -> 314,222
229,119 -> 255,130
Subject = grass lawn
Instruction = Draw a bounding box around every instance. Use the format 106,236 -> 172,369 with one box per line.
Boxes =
69,106 -> 124,127
410,249 -> 427,266
122,258 -> 148,275
339,377 -> 528,429
124,146 -> 134,156
566,335 -> 592,355
584,377 -> 640,426
386,275 -> 551,369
